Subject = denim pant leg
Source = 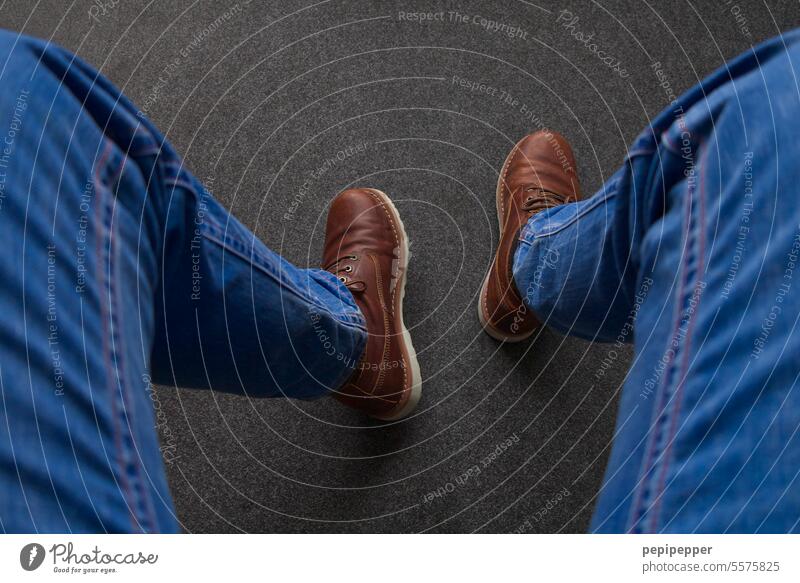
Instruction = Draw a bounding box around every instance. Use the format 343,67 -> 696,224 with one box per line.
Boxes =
513,164 -> 641,343
514,30 -> 800,533
0,31 -> 365,533
148,165 -> 368,399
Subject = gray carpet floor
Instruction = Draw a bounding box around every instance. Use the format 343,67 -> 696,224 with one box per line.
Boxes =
5,0 -> 799,532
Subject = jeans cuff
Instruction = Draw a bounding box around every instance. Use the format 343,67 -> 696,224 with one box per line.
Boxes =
311,269 -> 367,329
329,322 -> 368,392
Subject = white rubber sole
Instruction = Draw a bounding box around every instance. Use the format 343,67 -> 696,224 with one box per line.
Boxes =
364,189 -> 422,421
477,138 -> 539,343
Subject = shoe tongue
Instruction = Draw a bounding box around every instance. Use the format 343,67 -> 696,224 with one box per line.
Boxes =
512,155 -> 575,196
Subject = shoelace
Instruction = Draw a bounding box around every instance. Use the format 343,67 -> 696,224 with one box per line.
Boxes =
325,255 -> 366,291
520,186 -> 568,213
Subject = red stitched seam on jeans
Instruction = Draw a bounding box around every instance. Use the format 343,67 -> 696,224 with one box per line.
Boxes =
94,142 -> 139,532
648,142 -> 708,531
627,156 -> 696,532
107,155 -> 160,532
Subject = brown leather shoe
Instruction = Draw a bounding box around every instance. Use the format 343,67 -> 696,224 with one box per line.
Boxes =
478,131 -> 582,342
323,188 -> 421,420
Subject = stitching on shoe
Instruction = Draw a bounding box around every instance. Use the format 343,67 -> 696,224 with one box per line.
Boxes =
482,142 -> 521,332
354,191 -> 408,403
364,189 -> 400,301
370,253 -> 392,394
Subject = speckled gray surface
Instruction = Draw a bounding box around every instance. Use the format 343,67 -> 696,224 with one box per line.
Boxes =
5,0 -> 798,532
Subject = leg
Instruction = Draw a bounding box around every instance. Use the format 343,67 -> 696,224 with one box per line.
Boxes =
149,167 -> 368,399
512,163 -> 641,343
513,30 -> 800,532
0,31 -> 365,532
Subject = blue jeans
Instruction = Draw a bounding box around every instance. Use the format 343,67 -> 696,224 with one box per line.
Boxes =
0,31 -> 366,532
515,30 -> 800,532
3,27 -> 799,535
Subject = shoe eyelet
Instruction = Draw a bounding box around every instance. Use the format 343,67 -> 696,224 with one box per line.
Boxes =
350,254 -> 359,260
344,265 -> 353,273
339,276 -> 347,283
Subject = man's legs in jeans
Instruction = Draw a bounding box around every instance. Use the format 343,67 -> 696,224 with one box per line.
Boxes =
0,31 -> 365,532
514,31 -> 800,532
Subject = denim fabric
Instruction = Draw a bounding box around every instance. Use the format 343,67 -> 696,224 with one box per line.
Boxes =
0,30 -> 366,533
514,30 -> 800,532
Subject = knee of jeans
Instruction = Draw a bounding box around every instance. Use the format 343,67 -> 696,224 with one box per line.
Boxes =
0,31 -> 39,69
0,28 -> 19,50
0,36 -> 52,103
